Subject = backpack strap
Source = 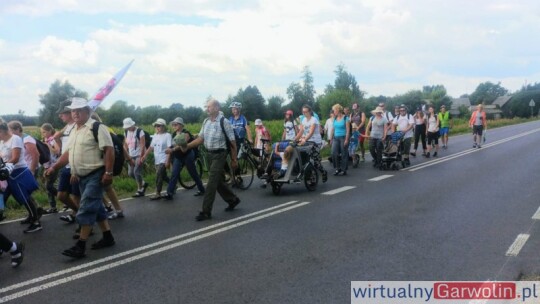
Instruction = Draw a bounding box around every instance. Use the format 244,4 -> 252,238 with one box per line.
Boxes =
92,121 -> 100,143
220,116 -> 232,153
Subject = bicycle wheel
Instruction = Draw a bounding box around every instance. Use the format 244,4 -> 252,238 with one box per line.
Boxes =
234,157 -> 255,190
178,158 -> 203,189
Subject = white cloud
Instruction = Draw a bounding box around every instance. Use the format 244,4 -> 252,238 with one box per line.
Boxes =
1,0 -> 540,116
33,36 -> 99,67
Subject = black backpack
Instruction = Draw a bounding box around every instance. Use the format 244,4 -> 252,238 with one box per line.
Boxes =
24,134 -> 50,165
125,128 -> 151,149
35,140 -> 51,165
92,122 -> 125,176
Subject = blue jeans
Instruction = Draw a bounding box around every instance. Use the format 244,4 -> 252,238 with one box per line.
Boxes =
167,150 -> 205,195
76,168 -> 107,226
332,136 -> 349,171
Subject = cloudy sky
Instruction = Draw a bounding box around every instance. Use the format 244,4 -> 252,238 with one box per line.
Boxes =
1,0 -> 539,115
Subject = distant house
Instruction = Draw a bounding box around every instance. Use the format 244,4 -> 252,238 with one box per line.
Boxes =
492,95 -> 513,108
491,95 -> 513,117
450,98 -> 471,116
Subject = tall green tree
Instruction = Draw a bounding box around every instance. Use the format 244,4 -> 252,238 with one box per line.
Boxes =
38,80 -> 87,128
422,85 -> 452,110
317,89 -> 355,119
285,66 -> 316,115
392,90 -> 424,113
226,86 -> 266,120
183,106 -> 205,124
469,81 -> 508,105
266,95 -> 285,120
506,90 -> 540,117
286,82 -> 305,115
301,66 -> 316,106
330,64 -> 363,101
101,100 -> 136,126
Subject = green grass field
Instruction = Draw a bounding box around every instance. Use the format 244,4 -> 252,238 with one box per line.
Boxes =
4,116 -> 538,221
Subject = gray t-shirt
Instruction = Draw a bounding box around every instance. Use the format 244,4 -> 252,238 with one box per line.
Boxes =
370,116 -> 388,139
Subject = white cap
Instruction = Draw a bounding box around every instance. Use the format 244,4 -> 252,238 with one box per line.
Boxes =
254,119 -> 262,126
152,118 -> 166,126
66,97 -> 89,110
122,118 -> 136,129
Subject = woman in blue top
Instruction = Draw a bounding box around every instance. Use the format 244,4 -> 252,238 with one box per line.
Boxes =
329,104 -> 351,176
228,102 -> 252,145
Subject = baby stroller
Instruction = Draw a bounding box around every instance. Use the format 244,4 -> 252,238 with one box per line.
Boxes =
381,131 -> 405,170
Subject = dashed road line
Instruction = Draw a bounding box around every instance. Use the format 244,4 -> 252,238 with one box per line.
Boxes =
532,206 -> 540,220
321,186 -> 356,195
368,175 -> 393,182
505,234 -> 530,257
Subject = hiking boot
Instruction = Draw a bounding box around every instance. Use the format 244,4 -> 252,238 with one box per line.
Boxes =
60,214 -> 76,224
45,208 -> 58,214
195,212 -> 212,221
322,170 -> 328,183
23,222 -> 42,233
142,182 -> 149,194
91,238 -> 115,250
62,245 -> 86,258
433,152 -> 438,157
11,242 -> 25,268
410,151 -> 416,157
473,143 -> 477,148
425,152 -> 430,158
108,211 -> 124,220
132,191 -> 145,198
225,198 -> 241,212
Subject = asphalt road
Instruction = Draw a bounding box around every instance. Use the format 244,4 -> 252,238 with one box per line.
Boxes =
1,120 -> 540,303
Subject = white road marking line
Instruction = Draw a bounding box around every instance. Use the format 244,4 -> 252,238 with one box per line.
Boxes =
321,186 -> 356,195
505,234 -> 530,257
408,128 -> 540,172
532,206 -> 540,220
368,175 -> 393,181
0,200 -> 301,294
0,201 -> 311,303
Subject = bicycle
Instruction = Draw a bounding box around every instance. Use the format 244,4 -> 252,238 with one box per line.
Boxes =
178,142 -> 255,190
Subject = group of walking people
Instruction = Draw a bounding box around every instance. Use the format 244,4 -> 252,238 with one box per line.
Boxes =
0,96 -> 488,265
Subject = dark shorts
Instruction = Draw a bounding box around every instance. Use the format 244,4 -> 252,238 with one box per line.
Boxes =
427,132 -> 439,145
58,167 -> 81,196
473,125 -> 483,136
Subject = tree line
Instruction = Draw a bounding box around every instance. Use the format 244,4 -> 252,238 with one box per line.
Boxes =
12,64 -> 540,128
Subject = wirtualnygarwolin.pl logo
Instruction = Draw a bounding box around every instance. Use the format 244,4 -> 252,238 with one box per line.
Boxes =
351,281 -> 540,303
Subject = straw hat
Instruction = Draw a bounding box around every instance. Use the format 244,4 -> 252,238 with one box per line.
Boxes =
371,106 -> 384,115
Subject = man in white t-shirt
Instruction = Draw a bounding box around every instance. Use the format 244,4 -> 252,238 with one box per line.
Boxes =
392,105 -> 415,166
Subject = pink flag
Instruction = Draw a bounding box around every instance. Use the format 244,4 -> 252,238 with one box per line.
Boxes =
88,60 -> 134,111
